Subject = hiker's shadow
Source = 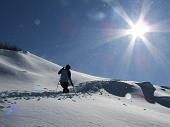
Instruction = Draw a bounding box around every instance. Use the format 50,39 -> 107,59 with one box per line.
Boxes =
136,82 -> 170,108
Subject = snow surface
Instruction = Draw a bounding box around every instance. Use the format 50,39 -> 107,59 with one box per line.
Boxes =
0,49 -> 170,127
0,49 -> 103,91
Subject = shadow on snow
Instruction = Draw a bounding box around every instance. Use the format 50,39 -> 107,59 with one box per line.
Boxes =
0,81 -> 170,108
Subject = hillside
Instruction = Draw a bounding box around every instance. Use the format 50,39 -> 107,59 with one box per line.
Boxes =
0,49 -> 170,127
0,49 -> 103,91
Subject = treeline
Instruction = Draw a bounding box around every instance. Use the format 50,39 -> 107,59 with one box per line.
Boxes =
0,42 -> 22,51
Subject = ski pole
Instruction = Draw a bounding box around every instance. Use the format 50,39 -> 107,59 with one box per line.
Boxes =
72,85 -> 78,95
56,82 -> 60,92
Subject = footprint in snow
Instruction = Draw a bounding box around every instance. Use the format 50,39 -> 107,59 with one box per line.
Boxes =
0,105 -> 4,109
37,98 -> 41,101
6,106 -> 11,108
123,103 -> 127,106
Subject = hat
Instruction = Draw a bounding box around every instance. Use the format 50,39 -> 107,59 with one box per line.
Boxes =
65,64 -> 71,70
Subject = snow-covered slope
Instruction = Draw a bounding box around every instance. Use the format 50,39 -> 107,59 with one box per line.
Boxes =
0,80 -> 170,127
0,49 -> 103,91
0,49 -> 170,127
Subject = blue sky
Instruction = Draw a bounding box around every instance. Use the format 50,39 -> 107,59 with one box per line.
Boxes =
0,0 -> 170,85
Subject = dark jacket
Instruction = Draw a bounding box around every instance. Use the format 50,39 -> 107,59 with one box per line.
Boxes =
58,67 -> 72,85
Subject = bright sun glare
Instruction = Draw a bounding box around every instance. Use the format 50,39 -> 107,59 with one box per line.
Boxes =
104,0 -> 169,70
128,20 -> 150,39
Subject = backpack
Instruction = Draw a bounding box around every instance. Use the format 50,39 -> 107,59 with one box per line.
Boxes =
59,68 -> 70,82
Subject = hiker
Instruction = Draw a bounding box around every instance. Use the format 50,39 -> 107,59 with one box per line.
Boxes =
58,64 -> 73,93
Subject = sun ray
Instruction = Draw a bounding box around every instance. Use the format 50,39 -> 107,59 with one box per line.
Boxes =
141,36 -> 160,60
85,28 -> 131,53
104,0 -> 134,27
141,36 -> 169,67
103,29 -> 131,42
113,6 -> 134,27
148,21 -> 170,33
139,0 -> 151,21
122,36 -> 136,70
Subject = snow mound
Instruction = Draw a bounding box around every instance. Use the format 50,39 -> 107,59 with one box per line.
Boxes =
76,81 -> 170,107
77,81 -> 144,97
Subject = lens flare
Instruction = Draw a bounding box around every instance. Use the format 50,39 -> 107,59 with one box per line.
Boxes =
125,93 -> 132,100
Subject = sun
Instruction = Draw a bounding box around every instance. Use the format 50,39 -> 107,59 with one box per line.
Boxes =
103,0 -> 169,72
127,20 -> 150,39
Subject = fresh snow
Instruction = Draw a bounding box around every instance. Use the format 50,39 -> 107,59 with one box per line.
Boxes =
0,49 -> 170,127
0,49 -> 103,91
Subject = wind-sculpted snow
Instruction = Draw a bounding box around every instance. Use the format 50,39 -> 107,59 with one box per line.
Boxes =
76,81 -> 135,96
1,80 -> 170,108
0,81 -> 140,99
76,81 -> 170,108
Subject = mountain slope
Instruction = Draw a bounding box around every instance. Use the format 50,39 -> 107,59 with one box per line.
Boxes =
0,49 -> 170,127
0,49 -> 104,91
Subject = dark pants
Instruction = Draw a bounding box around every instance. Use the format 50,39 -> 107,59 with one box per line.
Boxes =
60,82 -> 69,93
